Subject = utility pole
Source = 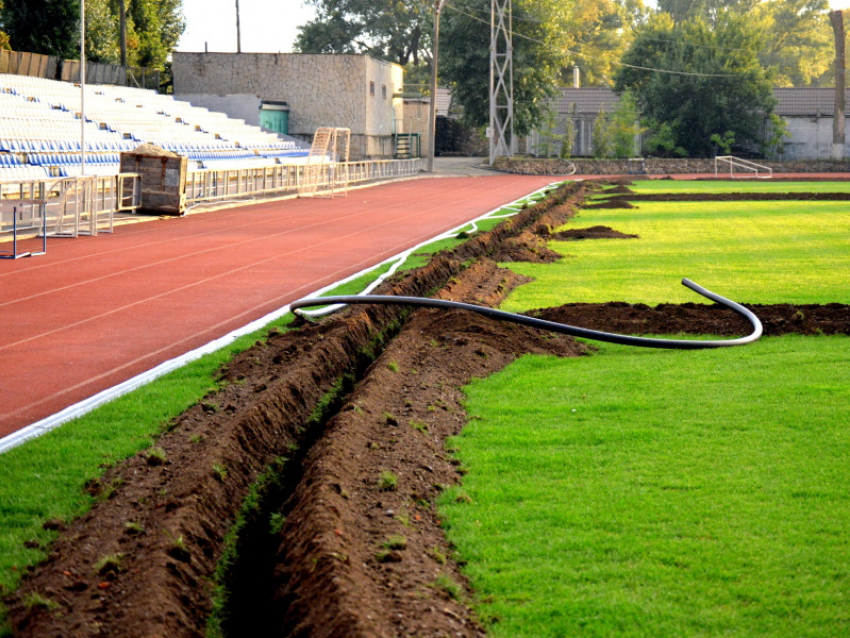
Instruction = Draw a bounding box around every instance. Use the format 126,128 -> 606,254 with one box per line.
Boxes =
489,0 -> 514,165
427,0 -> 447,173
235,0 -> 242,53
830,10 -> 846,160
118,0 -> 127,66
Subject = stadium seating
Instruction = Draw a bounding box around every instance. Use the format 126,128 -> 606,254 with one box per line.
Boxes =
0,73 -> 309,180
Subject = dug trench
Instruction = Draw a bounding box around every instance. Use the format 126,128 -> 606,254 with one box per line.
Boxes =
7,183 -> 850,638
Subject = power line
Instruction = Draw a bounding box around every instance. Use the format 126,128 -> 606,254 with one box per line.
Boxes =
444,1 -> 739,78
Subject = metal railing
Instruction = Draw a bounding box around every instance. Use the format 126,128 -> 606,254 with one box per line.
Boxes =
184,158 -> 421,208
714,156 -> 773,179
1,173 -> 141,249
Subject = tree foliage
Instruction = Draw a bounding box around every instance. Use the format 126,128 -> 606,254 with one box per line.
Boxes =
1,0 -> 81,59
615,11 -> 776,157
295,0 -> 432,67
656,0 -> 838,87
0,0 -> 184,69
439,0 -> 570,135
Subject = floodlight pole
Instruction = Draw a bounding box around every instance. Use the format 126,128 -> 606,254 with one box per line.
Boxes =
80,0 -> 86,176
427,0 -> 446,173
489,0 -> 514,165
235,0 -> 242,53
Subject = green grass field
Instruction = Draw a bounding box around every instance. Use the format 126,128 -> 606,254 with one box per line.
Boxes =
503,200 -> 850,307
442,337 -> 850,638
443,183 -> 850,637
624,179 -> 850,195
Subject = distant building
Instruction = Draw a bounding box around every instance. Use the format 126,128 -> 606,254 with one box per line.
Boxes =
172,53 -> 403,159
527,87 -> 850,160
773,88 -> 850,160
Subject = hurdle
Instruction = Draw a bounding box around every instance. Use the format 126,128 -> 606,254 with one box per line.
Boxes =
0,197 -> 48,259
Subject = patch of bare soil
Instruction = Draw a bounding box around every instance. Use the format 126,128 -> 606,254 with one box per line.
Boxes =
583,199 -> 637,209
489,230 -> 562,263
528,302 -> 850,336
601,185 -> 635,195
6,185 -> 589,638
602,192 -> 850,203
551,226 -> 639,241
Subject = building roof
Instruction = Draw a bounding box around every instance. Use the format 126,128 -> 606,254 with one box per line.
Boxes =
773,88 -> 850,117
553,87 -> 619,116
552,86 -> 850,118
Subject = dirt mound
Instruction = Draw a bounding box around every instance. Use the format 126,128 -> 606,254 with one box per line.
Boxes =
6,184 -> 589,638
490,230 -> 563,262
602,185 -> 634,195
583,199 -> 637,209
605,192 -> 850,203
552,226 -> 639,241
528,302 -> 850,336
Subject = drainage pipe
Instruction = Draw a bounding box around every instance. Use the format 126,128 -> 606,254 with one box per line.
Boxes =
292,278 -> 762,350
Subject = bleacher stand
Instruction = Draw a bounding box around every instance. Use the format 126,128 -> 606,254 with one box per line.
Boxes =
0,73 -> 309,183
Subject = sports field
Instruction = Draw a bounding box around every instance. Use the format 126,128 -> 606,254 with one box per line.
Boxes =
442,180 -> 850,637
1,178 -> 848,638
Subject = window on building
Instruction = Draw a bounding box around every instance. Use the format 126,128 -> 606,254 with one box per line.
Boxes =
370,81 -> 375,96
382,84 -> 387,100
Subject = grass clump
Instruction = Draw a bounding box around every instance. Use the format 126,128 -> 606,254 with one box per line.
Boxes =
377,471 -> 399,492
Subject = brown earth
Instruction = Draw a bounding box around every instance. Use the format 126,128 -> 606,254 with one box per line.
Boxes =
529,302 -> 850,337
7,182 -> 848,638
601,192 -> 850,203
551,226 -> 639,241
581,200 -> 638,209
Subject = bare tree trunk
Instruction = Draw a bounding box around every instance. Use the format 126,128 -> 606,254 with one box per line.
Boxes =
830,10 -> 846,161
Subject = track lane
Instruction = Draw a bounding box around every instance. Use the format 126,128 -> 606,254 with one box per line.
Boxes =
0,174 -> 561,435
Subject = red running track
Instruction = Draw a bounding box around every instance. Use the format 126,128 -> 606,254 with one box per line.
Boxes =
0,174 -> 561,437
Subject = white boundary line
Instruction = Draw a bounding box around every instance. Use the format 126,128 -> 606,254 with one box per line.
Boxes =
0,182 -> 564,455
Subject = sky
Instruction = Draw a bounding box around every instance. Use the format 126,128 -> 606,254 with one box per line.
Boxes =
177,0 -> 850,55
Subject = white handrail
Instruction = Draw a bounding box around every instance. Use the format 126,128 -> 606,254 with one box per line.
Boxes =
714,156 -> 773,179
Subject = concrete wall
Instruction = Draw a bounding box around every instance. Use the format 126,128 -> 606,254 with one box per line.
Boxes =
172,53 -> 402,158
174,93 -> 262,127
782,117 -> 850,160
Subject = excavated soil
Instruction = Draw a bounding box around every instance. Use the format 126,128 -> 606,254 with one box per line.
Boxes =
529,302 -> 850,337
7,181 -> 849,638
551,226 -> 639,241
600,192 -> 850,203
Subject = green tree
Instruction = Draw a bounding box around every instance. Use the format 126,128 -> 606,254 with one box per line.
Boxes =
440,0 -> 571,135
295,0 -> 432,67
756,0 -> 833,87
558,0 -> 648,87
615,11 -> 776,157
0,0 -> 183,69
0,0 -> 10,50
1,0 -> 81,59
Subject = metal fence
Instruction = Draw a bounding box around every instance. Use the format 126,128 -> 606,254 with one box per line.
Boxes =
184,158 -> 421,207
1,174 -> 141,251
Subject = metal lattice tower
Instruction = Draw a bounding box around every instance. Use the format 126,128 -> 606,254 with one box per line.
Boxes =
489,0 -> 514,165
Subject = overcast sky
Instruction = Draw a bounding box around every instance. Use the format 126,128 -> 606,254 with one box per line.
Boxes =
177,0 -> 850,55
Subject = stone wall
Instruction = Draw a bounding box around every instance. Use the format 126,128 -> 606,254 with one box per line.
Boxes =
493,157 -> 850,176
172,53 -> 403,158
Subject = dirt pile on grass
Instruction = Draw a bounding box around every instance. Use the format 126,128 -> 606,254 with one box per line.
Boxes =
489,230 -> 562,263
6,185 -> 589,638
602,185 -> 634,195
604,192 -> 850,203
551,226 -> 639,241
583,200 -> 637,209
529,302 -> 850,336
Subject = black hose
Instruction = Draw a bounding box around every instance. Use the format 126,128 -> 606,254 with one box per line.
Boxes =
290,278 -> 762,350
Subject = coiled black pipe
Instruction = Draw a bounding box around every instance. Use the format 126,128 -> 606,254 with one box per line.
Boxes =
291,278 -> 762,350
